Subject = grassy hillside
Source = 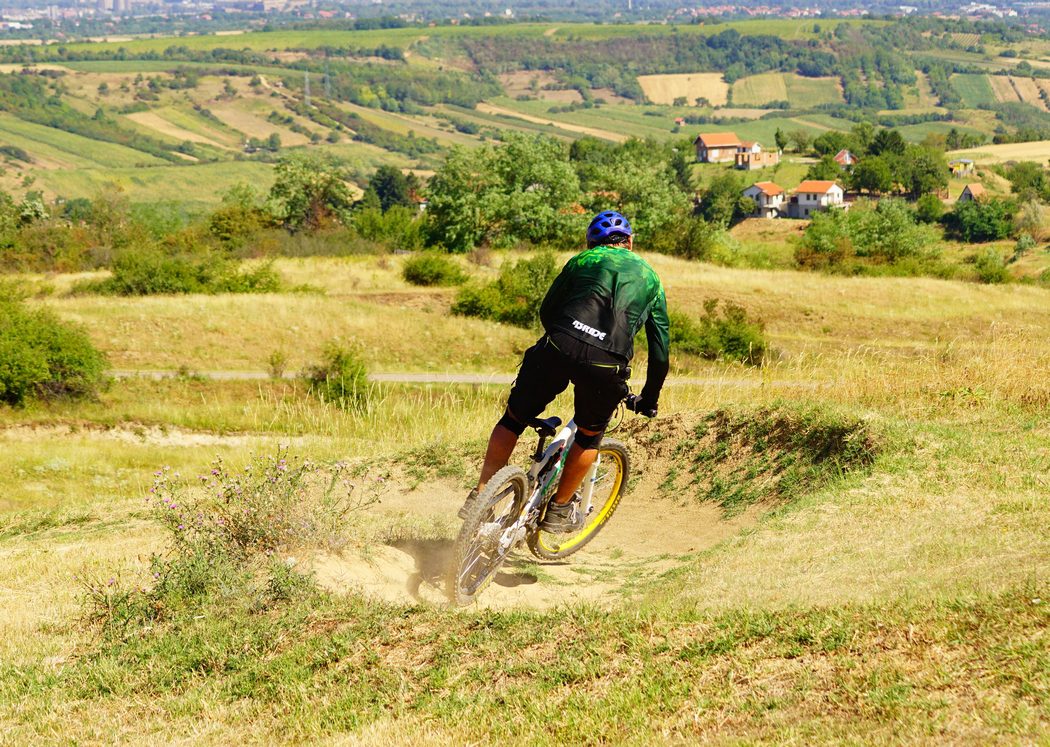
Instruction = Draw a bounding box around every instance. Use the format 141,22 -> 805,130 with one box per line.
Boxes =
0,251 -> 1047,742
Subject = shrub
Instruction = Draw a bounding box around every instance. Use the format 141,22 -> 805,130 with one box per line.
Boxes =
972,248 -> 1011,284
0,292 -> 107,406
945,198 -> 1017,242
79,249 -> 281,296
353,205 -> 424,250
914,193 -> 945,224
670,299 -> 767,365
82,452 -> 382,634
402,252 -> 467,286
1013,232 -> 1037,262
303,341 -> 370,410
797,200 -> 938,271
452,252 -> 558,328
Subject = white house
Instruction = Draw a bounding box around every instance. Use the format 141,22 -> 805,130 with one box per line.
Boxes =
787,180 -> 846,218
743,181 -> 785,218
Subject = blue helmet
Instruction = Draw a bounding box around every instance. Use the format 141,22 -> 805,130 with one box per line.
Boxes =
586,210 -> 633,245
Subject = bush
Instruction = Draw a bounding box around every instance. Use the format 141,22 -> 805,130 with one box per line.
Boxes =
945,198 -> 1017,242
797,200 -> 938,271
402,252 -> 467,287
353,205 -> 423,250
914,193 -> 945,224
83,452 -> 381,634
303,341 -> 370,410
0,291 -> 107,406
670,299 -> 767,365
80,249 -> 281,296
972,248 -> 1011,284
452,252 -> 558,328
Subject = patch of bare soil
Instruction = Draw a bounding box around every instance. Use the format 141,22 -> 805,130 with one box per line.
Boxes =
310,419 -> 771,611
0,423 -> 257,448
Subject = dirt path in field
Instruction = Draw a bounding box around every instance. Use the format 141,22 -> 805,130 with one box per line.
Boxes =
312,416 -> 772,611
475,102 -> 628,142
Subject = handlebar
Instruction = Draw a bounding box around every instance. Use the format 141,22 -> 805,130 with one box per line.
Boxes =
624,393 -> 657,419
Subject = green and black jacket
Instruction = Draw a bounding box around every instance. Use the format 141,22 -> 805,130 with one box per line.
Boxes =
539,245 -> 670,404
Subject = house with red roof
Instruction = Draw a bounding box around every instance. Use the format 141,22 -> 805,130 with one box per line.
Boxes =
694,132 -> 743,163
743,181 -> 785,218
787,180 -> 846,218
834,149 -> 859,168
958,183 -> 985,203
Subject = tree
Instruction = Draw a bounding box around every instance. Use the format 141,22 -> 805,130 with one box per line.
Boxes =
268,152 -> 354,232
695,172 -> 753,228
369,165 -> 413,212
914,193 -> 945,224
945,198 -> 1017,242
812,131 -> 855,157
774,128 -> 788,152
425,134 -> 583,252
870,128 -> 906,156
850,155 -> 893,195
899,145 -> 948,198
805,155 -> 842,181
851,122 -> 875,154
266,133 -> 281,152
1005,161 -> 1049,202
787,129 -> 812,154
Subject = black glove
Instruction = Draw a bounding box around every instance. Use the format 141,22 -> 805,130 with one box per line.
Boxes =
626,394 -> 658,418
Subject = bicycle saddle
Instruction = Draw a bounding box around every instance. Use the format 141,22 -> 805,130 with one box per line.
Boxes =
529,416 -> 562,437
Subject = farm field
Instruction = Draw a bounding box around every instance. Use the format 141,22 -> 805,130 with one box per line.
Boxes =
952,73 -> 999,107
949,138 -> 1050,163
34,161 -> 276,206
0,250 -> 1047,742
731,72 -> 843,108
637,72 -> 729,106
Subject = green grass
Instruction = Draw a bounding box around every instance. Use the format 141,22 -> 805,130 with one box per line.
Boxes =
491,98 -> 843,144
46,20 -> 885,58
732,73 -> 843,108
0,112 -> 167,168
36,160 -> 275,205
952,73 -> 999,107
895,119 -> 990,143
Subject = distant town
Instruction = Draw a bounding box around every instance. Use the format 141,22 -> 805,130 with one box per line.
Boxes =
0,0 -> 1044,36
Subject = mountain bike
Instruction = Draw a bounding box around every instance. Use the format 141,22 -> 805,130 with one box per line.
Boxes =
448,394 -> 650,606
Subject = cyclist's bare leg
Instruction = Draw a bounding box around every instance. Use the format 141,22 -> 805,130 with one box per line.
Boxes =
476,424 -> 519,491
551,426 -> 600,505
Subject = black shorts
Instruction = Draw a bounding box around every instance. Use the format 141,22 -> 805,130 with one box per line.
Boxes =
506,334 -> 630,432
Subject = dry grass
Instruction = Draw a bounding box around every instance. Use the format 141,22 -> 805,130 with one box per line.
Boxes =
949,138 -> 1050,163
1009,76 -> 1049,111
2,252 -> 1049,743
637,72 -> 729,106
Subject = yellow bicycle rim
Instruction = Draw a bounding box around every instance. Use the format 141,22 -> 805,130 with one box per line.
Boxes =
536,448 -> 625,554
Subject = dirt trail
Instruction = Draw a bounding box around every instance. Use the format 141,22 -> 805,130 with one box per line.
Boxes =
313,456 -> 763,611
475,103 -> 628,142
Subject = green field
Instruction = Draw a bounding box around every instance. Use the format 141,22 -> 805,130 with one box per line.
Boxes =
0,112 -> 167,168
732,72 -> 843,107
952,73 -> 999,107
43,19 -> 883,58
36,160 -> 275,204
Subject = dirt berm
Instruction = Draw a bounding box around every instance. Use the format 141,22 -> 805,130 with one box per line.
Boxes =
313,405 -> 880,611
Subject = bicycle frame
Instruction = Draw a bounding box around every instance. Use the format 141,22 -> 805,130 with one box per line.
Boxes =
491,419 -> 603,555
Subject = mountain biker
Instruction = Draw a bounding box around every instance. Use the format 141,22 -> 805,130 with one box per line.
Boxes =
463,210 -> 670,533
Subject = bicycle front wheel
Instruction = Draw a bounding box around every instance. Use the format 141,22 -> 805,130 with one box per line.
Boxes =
526,438 -> 629,561
447,465 -> 529,606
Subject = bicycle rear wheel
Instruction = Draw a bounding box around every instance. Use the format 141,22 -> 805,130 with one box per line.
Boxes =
526,438 -> 629,561
447,465 -> 529,606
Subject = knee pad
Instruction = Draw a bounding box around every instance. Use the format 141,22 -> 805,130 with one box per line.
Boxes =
574,428 -> 603,450
497,410 -> 527,436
